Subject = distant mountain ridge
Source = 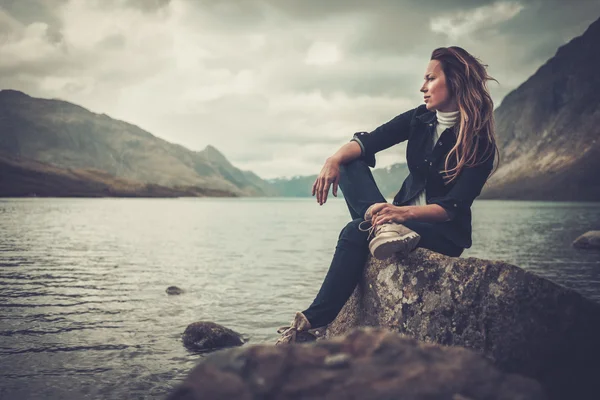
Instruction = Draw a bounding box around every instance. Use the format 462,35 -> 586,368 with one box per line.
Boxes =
269,163 -> 409,198
0,90 -> 274,197
481,16 -> 600,200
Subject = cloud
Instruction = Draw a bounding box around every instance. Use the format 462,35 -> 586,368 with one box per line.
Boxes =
305,42 -> 342,66
430,1 -> 525,40
0,0 -> 598,178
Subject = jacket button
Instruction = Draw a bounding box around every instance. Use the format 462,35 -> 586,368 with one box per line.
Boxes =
438,141 -> 442,146
429,123 -> 433,127
429,162 -> 432,166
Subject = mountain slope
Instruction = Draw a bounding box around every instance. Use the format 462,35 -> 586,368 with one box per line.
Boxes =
199,145 -> 277,196
482,16 -> 600,200
0,153 -> 234,197
0,90 -> 270,196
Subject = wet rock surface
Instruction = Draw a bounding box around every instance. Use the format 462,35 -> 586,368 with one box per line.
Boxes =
182,321 -> 244,352
573,230 -> 600,249
325,248 -> 600,400
167,328 -> 545,400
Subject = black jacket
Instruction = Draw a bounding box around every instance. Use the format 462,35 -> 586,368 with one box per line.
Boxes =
351,104 -> 495,248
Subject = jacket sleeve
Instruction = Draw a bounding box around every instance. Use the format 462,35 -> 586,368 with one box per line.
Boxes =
350,107 -> 417,168
427,143 -> 495,220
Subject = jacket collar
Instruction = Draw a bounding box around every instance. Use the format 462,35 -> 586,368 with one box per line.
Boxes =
416,109 -> 436,124
416,109 -> 459,144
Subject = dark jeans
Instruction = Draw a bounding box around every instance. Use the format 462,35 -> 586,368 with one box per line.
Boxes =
302,159 -> 463,328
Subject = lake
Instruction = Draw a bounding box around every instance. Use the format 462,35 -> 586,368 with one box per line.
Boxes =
1,198 -> 599,399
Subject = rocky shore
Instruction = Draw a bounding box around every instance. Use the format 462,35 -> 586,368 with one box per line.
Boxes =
169,328 -> 545,400
170,249 -> 600,399
324,249 -> 600,400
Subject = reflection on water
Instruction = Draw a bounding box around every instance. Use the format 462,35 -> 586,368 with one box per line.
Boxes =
0,198 -> 599,399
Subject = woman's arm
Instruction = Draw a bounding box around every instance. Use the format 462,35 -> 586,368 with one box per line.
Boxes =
313,141 -> 362,205
403,204 -> 451,222
313,106 -> 419,205
351,107 -> 418,168
370,142 -> 495,225
328,140 -> 362,165
369,203 -> 450,225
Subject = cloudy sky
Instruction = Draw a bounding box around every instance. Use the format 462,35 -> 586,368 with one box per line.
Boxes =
1,0 -> 599,178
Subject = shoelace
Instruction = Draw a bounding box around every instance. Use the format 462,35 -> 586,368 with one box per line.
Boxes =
358,219 -> 378,240
276,326 -> 318,343
275,328 -> 297,345
277,325 -> 293,334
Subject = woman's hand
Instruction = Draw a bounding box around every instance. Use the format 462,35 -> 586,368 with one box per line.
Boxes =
312,157 -> 341,205
369,203 -> 414,225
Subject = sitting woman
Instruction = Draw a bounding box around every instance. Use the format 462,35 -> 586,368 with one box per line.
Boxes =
276,46 -> 499,345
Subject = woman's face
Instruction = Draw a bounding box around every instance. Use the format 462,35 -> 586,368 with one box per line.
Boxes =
420,59 -> 457,112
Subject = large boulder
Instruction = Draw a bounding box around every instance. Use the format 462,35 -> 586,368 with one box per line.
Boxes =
167,328 -> 545,400
182,321 -> 244,352
573,230 -> 600,249
325,249 -> 600,400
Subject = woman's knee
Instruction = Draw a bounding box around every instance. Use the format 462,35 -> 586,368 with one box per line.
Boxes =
340,158 -> 369,170
338,218 -> 368,243
339,159 -> 369,179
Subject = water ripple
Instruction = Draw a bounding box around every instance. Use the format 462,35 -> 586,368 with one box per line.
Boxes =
0,198 -> 599,400
1,344 -> 135,355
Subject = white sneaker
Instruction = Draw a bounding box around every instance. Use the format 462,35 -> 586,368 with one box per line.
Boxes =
359,220 -> 421,260
275,311 -> 313,345
364,204 -> 377,222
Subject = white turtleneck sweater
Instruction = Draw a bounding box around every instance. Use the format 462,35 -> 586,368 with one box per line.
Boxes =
408,109 -> 460,207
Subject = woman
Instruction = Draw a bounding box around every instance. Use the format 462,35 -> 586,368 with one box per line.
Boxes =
276,46 -> 499,345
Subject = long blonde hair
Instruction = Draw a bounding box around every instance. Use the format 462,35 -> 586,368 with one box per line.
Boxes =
431,46 -> 499,183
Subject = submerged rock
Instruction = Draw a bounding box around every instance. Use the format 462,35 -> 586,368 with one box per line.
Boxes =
573,230 -> 600,249
182,321 -> 244,352
167,328 -> 545,400
166,286 -> 185,295
325,248 -> 600,400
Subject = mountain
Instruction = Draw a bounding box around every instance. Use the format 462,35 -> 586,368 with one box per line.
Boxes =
482,16 -> 600,201
201,144 -> 277,196
269,163 -> 409,198
0,90 -> 272,196
268,175 -> 317,197
0,153 -> 233,198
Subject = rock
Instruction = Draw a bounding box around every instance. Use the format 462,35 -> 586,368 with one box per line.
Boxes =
295,331 -> 318,343
166,286 -> 185,295
573,231 -> 600,249
166,328 -> 545,400
182,321 -> 244,352
325,248 -> 600,400
481,17 -> 600,201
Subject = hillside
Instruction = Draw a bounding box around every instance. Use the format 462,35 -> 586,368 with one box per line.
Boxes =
0,153 -> 234,198
482,16 -> 600,200
0,90 -> 273,196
